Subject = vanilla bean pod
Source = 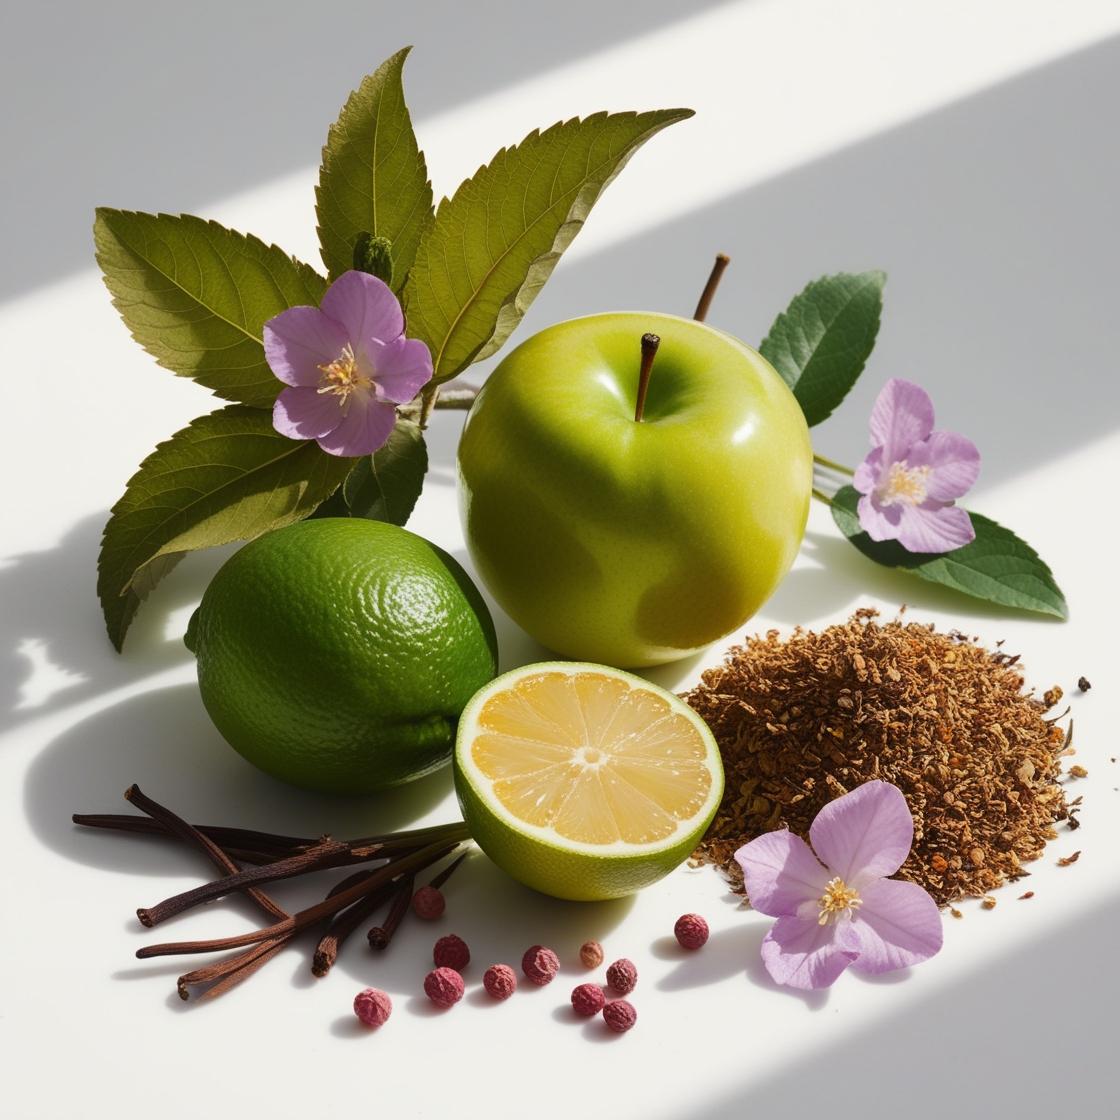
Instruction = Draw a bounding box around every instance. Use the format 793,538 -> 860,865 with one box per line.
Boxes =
136,833 -> 470,960
367,873 -> 416,950
138,836 -> 356,928
313,876 -> 400,977
125,785 -> 288,923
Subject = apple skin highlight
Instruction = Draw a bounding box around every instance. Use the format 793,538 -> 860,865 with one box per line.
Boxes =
457,312 -> 812,667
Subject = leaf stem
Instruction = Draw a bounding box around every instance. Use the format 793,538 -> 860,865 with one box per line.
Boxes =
813,452 -> 854,476
693,253 -> 730,322
812,487 -> 834,505
433,386 -> 479,410
418,385 -> 439,428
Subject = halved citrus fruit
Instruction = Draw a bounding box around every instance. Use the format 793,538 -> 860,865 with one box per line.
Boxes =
453,662 -> 724,900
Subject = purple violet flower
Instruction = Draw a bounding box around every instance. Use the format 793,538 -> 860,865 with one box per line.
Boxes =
853,378 -> 980,553
264,270 -> 433,457
735,781 -> 942,991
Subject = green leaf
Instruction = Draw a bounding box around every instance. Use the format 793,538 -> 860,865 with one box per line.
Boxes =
316,47 -> 433,287
403,109 -> 694,383
341,419 -> 428,525
760,271 -> 885,426
94,209 -> 326,408
830,485 -> 1068,618
98,407 -> 353,649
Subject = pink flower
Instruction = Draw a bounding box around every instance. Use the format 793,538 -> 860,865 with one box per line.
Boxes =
853,379 -> 980,553
735,781 -> 942,991
264,271 -> 432,457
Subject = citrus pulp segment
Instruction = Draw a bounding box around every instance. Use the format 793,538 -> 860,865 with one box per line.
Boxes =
453,663 -> 723,900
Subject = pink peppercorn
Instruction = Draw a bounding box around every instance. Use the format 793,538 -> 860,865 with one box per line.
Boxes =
570,983 -> 606,1017
605,957 -> 638,995
423,966 -> 464,1008
433,934 -> 470,971
521,944 -> 560,985
674,913 -> 710,951
579,940 -> 604,969
412,885 -> 446,920
483,963 -> 517,1000
603,999 -> 637,1034
352,987 -> 392,1028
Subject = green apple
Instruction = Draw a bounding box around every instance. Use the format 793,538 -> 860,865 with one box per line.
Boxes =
457,312 -> 812,667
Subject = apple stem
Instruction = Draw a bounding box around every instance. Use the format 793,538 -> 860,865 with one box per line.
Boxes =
693,253 -> 731,322
634,333 -> 661,423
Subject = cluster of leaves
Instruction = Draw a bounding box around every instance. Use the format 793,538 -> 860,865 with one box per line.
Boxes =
758,272 -> 1066,618
95,47 -> 692,648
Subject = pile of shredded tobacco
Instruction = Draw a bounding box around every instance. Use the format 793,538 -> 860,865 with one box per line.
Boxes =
686,609 -> 1074,906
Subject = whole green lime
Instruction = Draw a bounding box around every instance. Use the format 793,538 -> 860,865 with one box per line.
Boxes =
185,518 -> 498,794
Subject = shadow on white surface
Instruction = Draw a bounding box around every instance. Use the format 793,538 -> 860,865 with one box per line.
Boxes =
6,36 -> 1115,736
694,891 -> 1120,1120
763,528 -> 1072,628
451,35 -> 1120,490
0,0 -> 737,299
24,682 -> 455,872
0,515 -> 215,735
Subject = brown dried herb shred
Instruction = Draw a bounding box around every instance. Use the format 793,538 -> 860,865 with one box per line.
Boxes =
686,609 -> 1072,907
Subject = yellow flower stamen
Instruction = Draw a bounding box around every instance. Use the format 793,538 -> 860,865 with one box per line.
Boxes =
878,461 -> 931,507
817,877 -> 862,925
317,343 -> 373,406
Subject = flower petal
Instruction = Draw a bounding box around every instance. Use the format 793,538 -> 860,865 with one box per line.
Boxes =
735,830 -> 832,918
906,431 -> 981,501
852,447 -> 884,496
848,878 -> 943,974
868,379 -> 934,464
895,502 -> 975,554
272,386 -> 344,441
857,492 -> 903,541
264,307 -> 349,387
760,915 -> 861,990
370,336 -> 434,404
810,781 -> 914,888
320,271 -> 404,346
315,398 -> 397,458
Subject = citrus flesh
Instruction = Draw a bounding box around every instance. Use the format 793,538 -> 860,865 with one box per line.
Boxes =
454,663 -> 723,900
187,518 -> 498,794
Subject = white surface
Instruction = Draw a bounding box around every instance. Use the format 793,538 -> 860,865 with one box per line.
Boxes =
3,2 -> 1119,1117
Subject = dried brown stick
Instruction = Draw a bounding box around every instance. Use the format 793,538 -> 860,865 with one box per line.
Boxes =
137,838 -> 464,960
428,849 -> 470,890
124,785 -> 288,924
75,811 -> 469,859
73,812 -> 320,853
313,876 -> 401,977
137,836 -> 356,928
367,874 -> 415,950
181,933 -> 297,1002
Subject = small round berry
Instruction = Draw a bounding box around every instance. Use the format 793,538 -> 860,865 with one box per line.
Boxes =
578,939 -> 604,969
521,944 -> 561,985
433,933 -> 470,971
423,967 -> 464,1008
603,999 -> 637,1033
483,963 -> 517,1000
605,957 -> 638,995
352,987 -> 392,1028
674,913 -> 710,951
412,885 -> 446,920
570,982 -> 606,1017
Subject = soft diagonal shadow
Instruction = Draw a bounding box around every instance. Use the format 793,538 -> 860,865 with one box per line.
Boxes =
693,891 -> 1120,1120
435,35 -> 1120,492
0,0 -> 737,298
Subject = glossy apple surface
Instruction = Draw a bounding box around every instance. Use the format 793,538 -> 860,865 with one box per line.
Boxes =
457,312 -> 811,667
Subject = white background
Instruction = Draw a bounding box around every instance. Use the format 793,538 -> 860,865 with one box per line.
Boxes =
2,2 -> 1119,1117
